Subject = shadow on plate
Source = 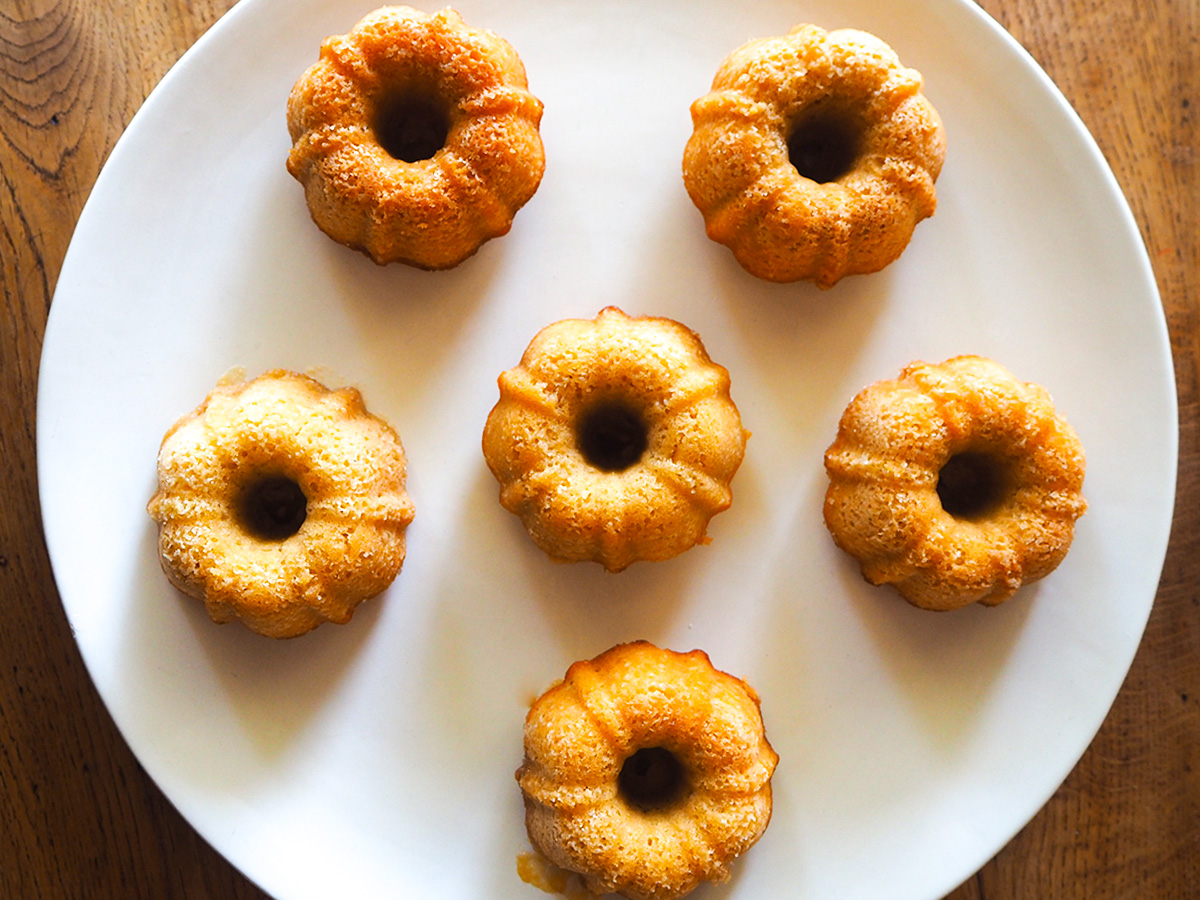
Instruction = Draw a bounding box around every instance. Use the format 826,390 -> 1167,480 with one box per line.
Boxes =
834,537 -> 1033,750
121,496 -> 386,791
218,173 -> 504,405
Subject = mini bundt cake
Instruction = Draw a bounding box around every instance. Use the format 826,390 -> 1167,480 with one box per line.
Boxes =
286,6 -> 545,269
823,356 -> 1087,610
481,307 -> 748,572
517,641 -> 778,900
683,24 -> 945,288
147,370 -> 415,638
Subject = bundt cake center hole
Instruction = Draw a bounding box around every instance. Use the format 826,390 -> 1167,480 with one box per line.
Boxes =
937,452 -> 1010,519
238,475 -> 308,540
618,747 -> 688,812
787,105 -> 865,184
373,92 -> 450,163
576,399 -> 649,472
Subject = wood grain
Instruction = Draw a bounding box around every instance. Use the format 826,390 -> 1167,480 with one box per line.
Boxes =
1,0 -> 1196,898
1,5 -> 267,898
944,2 -> 1200,897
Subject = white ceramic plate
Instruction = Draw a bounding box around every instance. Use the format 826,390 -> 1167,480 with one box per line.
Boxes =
38,0 -> 1176,898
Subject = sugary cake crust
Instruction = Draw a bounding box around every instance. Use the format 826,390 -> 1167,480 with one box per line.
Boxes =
517,641 -> 778,900
823,355 -> 1087,610
482,307 -> 748,572
286,6 -> 545,269
683,24 -> 945,287
147,370 -> 415,638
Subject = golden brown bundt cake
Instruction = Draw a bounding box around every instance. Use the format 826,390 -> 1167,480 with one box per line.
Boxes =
286,6 -> 545,269
481,307 -> 748,572
683,24 -> 945,288
147,370 -> 415,638
517,641 -> 778,900
823,356 -> 1087,610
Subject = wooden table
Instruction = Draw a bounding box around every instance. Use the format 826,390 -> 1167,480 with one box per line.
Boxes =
1,0 -> 1195,897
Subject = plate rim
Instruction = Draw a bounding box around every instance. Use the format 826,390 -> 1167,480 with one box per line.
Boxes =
36,0 -> 1179,898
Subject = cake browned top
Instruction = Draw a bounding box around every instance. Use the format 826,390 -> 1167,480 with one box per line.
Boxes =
517,641 -> 778,900
482,307 -> 748,572
824,355 -> 1086,610
684,24 -> 945,287
148,369 -> 414,638
286,6 -> 545,269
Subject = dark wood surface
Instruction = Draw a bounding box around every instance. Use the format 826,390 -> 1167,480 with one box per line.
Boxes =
1,0 -> 1196,897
